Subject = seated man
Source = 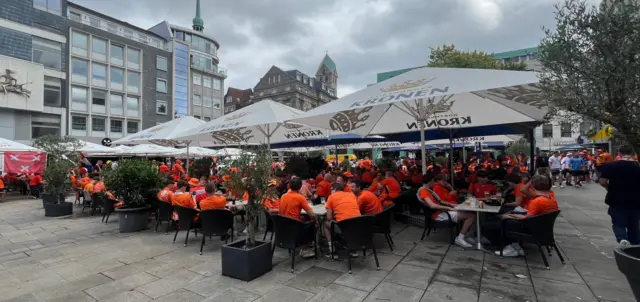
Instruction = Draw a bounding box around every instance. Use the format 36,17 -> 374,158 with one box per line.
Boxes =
418,174 -> 476,248
314,173 -> 332,204
379,171 -> 402,207
29,173 -> 44,198
432,174 -> 458,204
468,171 -> 498,199
199,182 -> 228,210
483,175 -> 559,257
279,177 -> 316,258
351,180 -> 382,215
171,180 -> 196,210
263,180 -> 281,214
324,182 -> 361,258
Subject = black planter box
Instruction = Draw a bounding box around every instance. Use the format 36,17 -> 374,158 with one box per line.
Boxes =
44,201 -> 73,217
221,239 -> 272,281
614,245 -> 640,301
115,207 -> 150,233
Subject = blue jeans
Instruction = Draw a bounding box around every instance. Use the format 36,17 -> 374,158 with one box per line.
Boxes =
608,207 -> 640,244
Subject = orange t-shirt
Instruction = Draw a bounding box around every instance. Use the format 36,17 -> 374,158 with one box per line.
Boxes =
200,195 -> 227,210
263,197 -> 280,210
171,192 -> 196,209
159,165 -> 170,174
468,183 -> 498,198
411,173 -> 422,184
368,179 -> 381,193
158,188 -> 174,203
326,191 -> 361,222
29,175 -> 43,186
362,172 -> 374,183
70,175 -> 77,188
0,178 -> 5,190
343,183 -> 352,193
514,183 -> 534,209
279,191 -> 312,221
316,180 -> 332,197
380,177 -> 402,199
357,190 -> 383,215
432,184 -> 457,203
79,177 -> 91,189
527,196 -> 559,217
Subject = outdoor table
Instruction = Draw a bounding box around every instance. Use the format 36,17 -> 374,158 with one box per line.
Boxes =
302,202 -> 327,254
225,200 -> 248,209
455,203 -> 501,252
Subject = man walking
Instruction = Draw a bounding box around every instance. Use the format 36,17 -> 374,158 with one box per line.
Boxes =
599,145 -> 640,245
549,151 -> 562,187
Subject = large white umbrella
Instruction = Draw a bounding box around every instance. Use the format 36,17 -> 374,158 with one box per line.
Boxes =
112,116 -> 206,146
291,67 -> 546,173
117,144 -> 180,157
176,146 -> 218,158
169,100 -> 343,149
72,140 -> 115,155
0,138 -> 39,152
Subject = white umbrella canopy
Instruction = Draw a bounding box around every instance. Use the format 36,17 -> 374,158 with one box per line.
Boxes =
111,116 -> 206,147
0,138 -> 39,152
213,148 -> 244,156
291,67 -> 545,173
117,144 -> 180,156
68,140 -> 115,154
425,135 -> 521,145
176,146 -> 218,158
169,100 -> 341,147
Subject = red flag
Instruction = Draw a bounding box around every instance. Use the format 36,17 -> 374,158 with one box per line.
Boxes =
3,152 -> 47,174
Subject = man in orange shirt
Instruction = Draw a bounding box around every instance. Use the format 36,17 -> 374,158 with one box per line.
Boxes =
335,176 -> 351,192
263,180 -> 280,213
279,178 -> 316,258
199,183 -> 227,210
188,178 -> 205,195
157,181 -> 175,204
368,172 -> 384,194
595,149 -> 614,180
171,180 -> 197,210
324,182 -> 361,258
351,180 -> 382,215
314,173 -> 332,204
432,174 -> 458,204
159,162 -> 170,175
379,171 -> 402,208
0,176 -> 5,202
29,173 -> 43,198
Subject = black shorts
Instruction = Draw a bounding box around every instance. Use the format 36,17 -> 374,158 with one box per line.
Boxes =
571,171 -> 584,176
551,169 -> 560,176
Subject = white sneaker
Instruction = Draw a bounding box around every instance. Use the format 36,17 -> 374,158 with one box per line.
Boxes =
455,236 -> 473,248
514,243 -> 525,256
495,244 -> 520,257
620,240 -> 631,247
300,248 -> 316,258
560,185 -> 565,188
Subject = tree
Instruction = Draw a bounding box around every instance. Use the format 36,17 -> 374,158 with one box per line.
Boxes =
428,44 -> 529,70
538,0 -> 640,152
32,135 -> 82,199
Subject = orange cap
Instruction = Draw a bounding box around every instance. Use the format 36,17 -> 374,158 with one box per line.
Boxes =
188,178 -> 200,187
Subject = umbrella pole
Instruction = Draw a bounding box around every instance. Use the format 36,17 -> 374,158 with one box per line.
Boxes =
419,123 -> 426,175
186,142 -> 191,176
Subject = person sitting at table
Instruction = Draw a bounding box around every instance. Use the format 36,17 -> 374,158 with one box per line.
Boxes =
368,172 -> 384,194
199,182 -> 227,210
335,176 -> 351,193
158,179 -> 175,204
314,173 -> 332,204
324,182 -> 362,259
188,178 -> 205,195
29,173 -> 44,198
418,174 -> 476,248
361,169 -> 374,188
468,171 -> 498,199
171,180 -> 196,210
351,180 -> 382,215
432,174 -> 458,203
502,172 -> 533,213
483,175 -> 559,257
298,179 -> 313,199
279,177 -> 316,258
263,180 -> 281,213
379,171 -> 402,208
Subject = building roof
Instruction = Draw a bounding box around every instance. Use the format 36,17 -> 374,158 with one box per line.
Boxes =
225,87 -> 253,103
284,69 -> 334,96
317,54 -> 337,73
376,65 -> 426,83
192,0 -> 204,30
493,47 -> 539,60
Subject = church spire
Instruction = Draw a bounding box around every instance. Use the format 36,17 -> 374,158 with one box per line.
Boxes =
192,0 -> 204,32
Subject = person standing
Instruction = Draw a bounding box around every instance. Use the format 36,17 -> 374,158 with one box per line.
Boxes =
548,151 -> 562,188
569,153 -> 586,188
560,153 -> 571,188
599,145 -> 640,245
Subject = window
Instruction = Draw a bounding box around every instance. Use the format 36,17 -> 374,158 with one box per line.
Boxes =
156,78 -> 167,93
127,48 -> 140,70
193,94 -> 202,106
225,96 -> 231,104
203,76 -> 212,88
126,96 -> 139,117
69,11 -> 81,21
213,98 -> 221,109
91,90 -> 106,113
92,117 -> 105,132
204,117 -> 211,122
156,100 -> 167,115
91,63 -> 107,87
110,94 -> 123,115
271,88 -> 277,94
110,44 -> 124,66
43,76 -> 61,107
71,58 -> 88,84
71,86 -> 88,111
91,37 -> 107,61
34,0 -> 62,14
127,71 -> 140,94
203,96 -> 212,107
561,123 -> 573,137
157,56 -> 168,71
127,121 -> 139,134
110,120 -> 123,133
193,73 -> 201,85
194,115 -> 201,119
542,123 -> 553,138
110,67 -> 124,91
296,73 -> 301,81
32,37 -> 62,70
213,78 -> 221,90
176,31 -> 184,40
71,31 -> 88,56
32,116 -> 60,138
71,116 -> 87,131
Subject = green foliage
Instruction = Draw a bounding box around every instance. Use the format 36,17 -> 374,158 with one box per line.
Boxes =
375,157 -> 395,172
284,155 -> 310,178
103,159 -> 164,208
219,146 -> 276,247
538,0 -> 640,152
506,139 -> 531,159
428,44 -> 528,70
32,135 -> 82,197
191,157 -> 213,179
434,156 -> 449,167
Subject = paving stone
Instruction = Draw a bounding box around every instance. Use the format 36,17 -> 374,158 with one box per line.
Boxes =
582,276 -> 635,302
532,278 -> 598,302
184,274 -> 240,297
333,268 -> 388,292
383,263 -> 435,290
364,281 -> 424,302
284,266 -> 342,294
47,291 -> 97,302
84,272 -> 158,300
102,258 -> 166,280
99,290 -> 150,302
308,283 -> 368,302
201,287 -> 258,302
153,289 -> 205,302
239,269 -> 296,296
401,247 -> 444,269
422,281 -> 478,302
254,285 -> 314,302
442,247 -> 484,267
33,273 -> 112,301
479,279 -> 536,302
136,269 -> 205,299
482,261 -> 533,287
433,262 -> 482,290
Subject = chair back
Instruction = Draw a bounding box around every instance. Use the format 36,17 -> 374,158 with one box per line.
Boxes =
264,209 -> 274,232
373,204 -> 394,233
91,193 -> 103,210
174,206 -> 198,229
103,198 -> 116,213
200,209 -> 234,237
157,201 -> 174,221
520,210 -> 561,245
337,215 -> 376,249
271,214 -> 305,249
415,190 -> 438,219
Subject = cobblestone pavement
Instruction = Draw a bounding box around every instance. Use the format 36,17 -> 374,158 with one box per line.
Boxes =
0,184 -> 634,301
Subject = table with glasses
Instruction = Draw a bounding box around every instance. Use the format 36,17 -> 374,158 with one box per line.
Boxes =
455,202 -> 501,252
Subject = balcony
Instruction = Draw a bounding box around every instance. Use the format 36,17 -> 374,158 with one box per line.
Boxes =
215,67 -> 227,78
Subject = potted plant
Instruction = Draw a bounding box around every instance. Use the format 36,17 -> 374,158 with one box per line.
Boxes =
614,245 -> 640,301
32,135 -> 82,217
220,146 -> 276,281
103,159 -> 164,233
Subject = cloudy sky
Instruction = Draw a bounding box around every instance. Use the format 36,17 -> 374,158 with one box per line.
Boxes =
73,0 -> 600,98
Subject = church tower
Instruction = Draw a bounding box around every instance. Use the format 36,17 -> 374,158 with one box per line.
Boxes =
315,53 -> 338,95
192,0 -> 204,32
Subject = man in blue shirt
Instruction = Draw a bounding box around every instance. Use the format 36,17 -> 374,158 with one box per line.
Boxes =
569,153 -> 586,188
